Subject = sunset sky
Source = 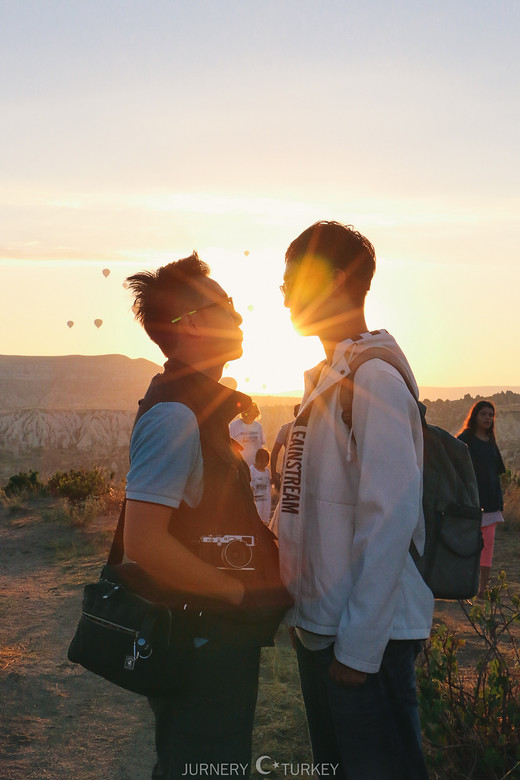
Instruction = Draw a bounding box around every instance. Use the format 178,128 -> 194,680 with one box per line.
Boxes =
1,0 -> 519,395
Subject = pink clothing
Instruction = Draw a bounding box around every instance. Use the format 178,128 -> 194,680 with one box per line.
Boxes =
480,523 -> 497,568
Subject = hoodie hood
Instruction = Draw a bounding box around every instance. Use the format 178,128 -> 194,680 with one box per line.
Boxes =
299,330 -> 419,416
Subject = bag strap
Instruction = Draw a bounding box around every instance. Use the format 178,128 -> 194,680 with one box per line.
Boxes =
106,499 -> 126,566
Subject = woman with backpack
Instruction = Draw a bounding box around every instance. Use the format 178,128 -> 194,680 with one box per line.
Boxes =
458,400 -> 506,598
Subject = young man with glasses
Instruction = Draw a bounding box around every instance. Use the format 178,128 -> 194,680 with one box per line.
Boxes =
124,253 -> 290,779
276,222 -> 434,780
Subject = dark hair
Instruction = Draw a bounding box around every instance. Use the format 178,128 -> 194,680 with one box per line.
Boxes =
293,403 -> 300,416
255,448 -> 270,466
125,252 -> 210,354
458,400 -> 497,442
285,221 -> 376,304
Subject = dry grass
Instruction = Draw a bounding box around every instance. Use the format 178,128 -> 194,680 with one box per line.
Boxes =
0,642 -> 32,672
504,483 -> 520,529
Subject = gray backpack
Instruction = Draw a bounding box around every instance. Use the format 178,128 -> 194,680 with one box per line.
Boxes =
340,348 -> 483,600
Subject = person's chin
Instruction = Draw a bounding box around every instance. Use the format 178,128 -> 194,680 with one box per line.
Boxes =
226,342 -> 243,361
291,314 -> 317,337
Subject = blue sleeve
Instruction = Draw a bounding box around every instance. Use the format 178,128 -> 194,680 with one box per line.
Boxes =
125,402 -> 203,509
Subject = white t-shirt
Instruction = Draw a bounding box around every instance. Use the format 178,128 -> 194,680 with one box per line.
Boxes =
229,418 -> 265,466
249,464 -> 271,524
275,421 -> 293,448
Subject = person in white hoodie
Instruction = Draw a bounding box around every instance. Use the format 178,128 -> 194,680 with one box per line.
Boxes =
277,221 -> 434,780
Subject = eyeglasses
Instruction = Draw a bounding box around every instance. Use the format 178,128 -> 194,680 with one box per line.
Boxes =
171,296 -> 235,324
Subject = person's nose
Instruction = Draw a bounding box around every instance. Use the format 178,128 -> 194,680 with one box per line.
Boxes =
232,308 -> 243,326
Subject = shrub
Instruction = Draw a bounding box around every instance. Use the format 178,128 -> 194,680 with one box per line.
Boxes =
4,470 -> 44,496
39,500 -> 73,525
501,468 -> 520,492
503,470 -> 520,529
102,482 -> 126,517
418,572 -> 520,779
67,495 -> 105,527
0,493 -> 29,514
40,495 -> 106,528
47,466 -> 114,504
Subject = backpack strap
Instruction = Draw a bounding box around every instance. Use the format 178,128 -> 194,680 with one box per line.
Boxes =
339,347 -> 426,430
339,347 -> 425,565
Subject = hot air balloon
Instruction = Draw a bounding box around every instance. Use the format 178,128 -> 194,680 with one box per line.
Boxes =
66,320 -> 74,329
244,250 -> 250,257
247,305 -> 254,312
94,319 -> 103,329
122,281 -> 128,288
102,268 -> 110,278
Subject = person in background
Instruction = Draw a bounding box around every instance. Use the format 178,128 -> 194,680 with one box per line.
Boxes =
277,220 -> 433,780
457,400 -> 506,598
249,448 -> 272,525
271,404 -> 300,490
229,402 -> 265,466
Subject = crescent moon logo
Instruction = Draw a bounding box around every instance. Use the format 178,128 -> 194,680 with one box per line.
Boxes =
255,755 -> 272,775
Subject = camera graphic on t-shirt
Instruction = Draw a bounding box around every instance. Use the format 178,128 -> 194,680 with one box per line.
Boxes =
198,534 -> 255,570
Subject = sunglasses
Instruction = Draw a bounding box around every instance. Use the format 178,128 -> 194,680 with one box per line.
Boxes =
171,296 -> 235,324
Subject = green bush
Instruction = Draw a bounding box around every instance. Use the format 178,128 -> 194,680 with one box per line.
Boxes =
47,466 -> 114,503
4,470 -> 44,496
501,468 -> 520,491
418,572 -> 520,779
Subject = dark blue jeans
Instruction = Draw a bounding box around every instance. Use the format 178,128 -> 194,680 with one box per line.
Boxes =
149,641 -> 260,779
295,636 -> 428,780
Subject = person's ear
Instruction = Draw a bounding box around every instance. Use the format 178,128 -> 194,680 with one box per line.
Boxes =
330,268 -> 347,295
178,313 -> 200,337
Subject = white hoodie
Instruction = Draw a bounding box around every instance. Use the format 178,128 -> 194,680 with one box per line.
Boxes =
277,330 -> 434,674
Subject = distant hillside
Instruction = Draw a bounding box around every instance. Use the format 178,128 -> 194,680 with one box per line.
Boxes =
0,405 -> 298,483
420,386 -> 520,402
0,356 -> 518,483
0,354 -> 162,412
0,355 -> 300,481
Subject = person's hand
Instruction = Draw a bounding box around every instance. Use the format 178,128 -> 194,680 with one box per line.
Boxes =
226,578 -> 246,607
329,657 -> 367,688
272,472 -> 281,490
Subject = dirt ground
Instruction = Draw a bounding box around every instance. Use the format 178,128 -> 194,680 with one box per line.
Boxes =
1,500 -> 519,779
0,502 -> 155,780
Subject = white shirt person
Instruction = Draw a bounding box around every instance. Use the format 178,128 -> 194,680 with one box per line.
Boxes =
229,402 -> 266,467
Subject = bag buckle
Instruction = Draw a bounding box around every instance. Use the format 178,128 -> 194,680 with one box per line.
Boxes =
136,635 -> 152,659
123,634 -> 152,671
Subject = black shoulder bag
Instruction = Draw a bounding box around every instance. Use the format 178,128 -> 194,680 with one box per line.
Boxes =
67,500 -> 196,698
